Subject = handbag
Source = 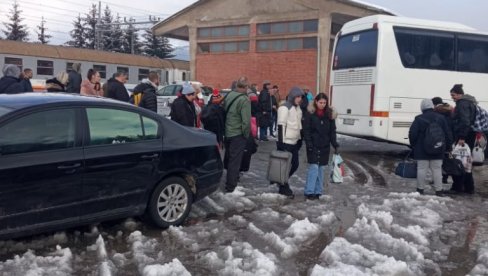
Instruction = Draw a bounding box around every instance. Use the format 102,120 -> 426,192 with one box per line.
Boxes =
472,134 -> 485,166
250,116 -> 258,138
442,153 -> 465,176
395,151 -> 417,178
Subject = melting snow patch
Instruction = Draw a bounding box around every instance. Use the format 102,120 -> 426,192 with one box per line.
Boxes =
468,242 -> 488,276
142,259 -> 191,276
128,231 -> 160,273
312,237 -> 413,276
0,246 -> 73,276
204,241 -> 277,275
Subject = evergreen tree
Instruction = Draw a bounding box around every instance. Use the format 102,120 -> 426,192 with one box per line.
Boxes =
67,14 -> 85,48
109,15 -> 125,53
2,1 -> 29,42
36,17 -> 51,44
83,4 -> 98,49
142,29 -> 175,59
100,5 -> 113,51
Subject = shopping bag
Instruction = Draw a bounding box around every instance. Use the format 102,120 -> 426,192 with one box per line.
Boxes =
395,151 -> 417,178
452,143 -> 472,173
330,154 -> 344,183
472,134 -> 485,166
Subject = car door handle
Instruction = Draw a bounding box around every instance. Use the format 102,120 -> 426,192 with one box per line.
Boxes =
141,154 -> 159,160
57,163 -> 81,170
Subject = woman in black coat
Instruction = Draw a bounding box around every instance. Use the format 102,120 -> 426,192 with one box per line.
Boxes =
303,93 -> 339,200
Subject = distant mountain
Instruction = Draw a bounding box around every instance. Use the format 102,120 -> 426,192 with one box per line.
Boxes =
172,45 -> 190,61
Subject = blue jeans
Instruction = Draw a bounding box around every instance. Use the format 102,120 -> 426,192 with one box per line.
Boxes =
305,164 -> 326,195
259,127 -> 268,140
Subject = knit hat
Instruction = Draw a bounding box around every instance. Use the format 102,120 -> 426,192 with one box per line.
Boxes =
450,84 -> 464,95
212,88 -> 220,96
2,64 -> 20,78
420,98 -> 434,111
181,84 -> 195,95
432,97 -> 444,106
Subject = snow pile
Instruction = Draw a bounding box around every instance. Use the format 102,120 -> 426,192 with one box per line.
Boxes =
203,241 -> 277,275
143,259 -> 191,276
311,237 -> 412,275
0,246 -> 73,275
249,218 -> 321,258
469,242 -> 488,276
95,235 -> 113,276
128,231 -> 160,272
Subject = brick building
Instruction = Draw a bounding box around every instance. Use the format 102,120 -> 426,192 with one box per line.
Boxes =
153,0 -> 392,97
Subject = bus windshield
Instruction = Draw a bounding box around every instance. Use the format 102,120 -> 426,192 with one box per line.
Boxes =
333,29 -> 378,70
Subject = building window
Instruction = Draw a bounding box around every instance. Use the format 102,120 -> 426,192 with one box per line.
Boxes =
257,20 -> 318,35
37,60 -> 54,76
138,69 -> 149,81
198,25 -> 250,38
93,64 -> 106,79
117,66 -> 129,75
5,57 -> 22,71
257,37 -> 317,52
66,62 -> 73,72
198,41 -> 249,54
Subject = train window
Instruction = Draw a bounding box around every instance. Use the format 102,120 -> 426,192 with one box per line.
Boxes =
37,60 -> 54,76
117,66 -> 129,75
93,64 -> 106,79
5,57 -> 22,71
138,69 -> 149,81
66,62 -> 73,72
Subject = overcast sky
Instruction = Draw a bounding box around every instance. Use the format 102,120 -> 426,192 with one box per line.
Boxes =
0,0 -> 487,46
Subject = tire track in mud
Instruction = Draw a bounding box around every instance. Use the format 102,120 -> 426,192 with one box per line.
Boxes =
343,155 -> 387,186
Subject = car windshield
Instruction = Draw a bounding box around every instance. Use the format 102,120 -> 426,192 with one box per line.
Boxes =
0,106 -> 13,116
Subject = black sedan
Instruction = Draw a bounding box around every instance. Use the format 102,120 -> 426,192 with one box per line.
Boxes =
0,93 -> 223,239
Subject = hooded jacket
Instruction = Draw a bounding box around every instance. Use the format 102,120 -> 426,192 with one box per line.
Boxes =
278,87 -> 303,145
452,94 -> 477,140
409,109 -> 452,160
132,79 -> 158,112
170,95 -> 197,127
303,103 -> 339,165
106,78 -> 129,102
0,76 -> 23,94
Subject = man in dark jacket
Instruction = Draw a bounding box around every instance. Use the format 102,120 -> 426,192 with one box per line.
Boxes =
66,63 -> 82,94
0,64 -> 23,94
20,68 -> 33,92
450,84 -> 477,194
131,71 -> 159,112
409,99 -> 452,196
432,96 -> 454,184
106,71 -> 129,102
170,84 -> 197,127
258,81 -> 272,141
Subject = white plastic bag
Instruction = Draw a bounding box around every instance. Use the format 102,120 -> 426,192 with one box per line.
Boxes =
452,143 -> 472,173
330,154 -> 345,183
472,134 -> 486,166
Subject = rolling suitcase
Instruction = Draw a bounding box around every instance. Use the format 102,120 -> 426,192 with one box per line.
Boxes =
267,150 -> 292,185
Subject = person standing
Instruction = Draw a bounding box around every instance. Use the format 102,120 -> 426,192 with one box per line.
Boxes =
131,71 -> 159,112
0,64 -> 23,94
223,76 -> 251,193
46,71 -> 69,92
80,69 -> 103,96
269,85 -> 278,137
258,81 -> 273,141
201,89 -> 226,146
432,97 -> 454,184
303,93 -> 339,200
20,68 -> 33,92
276,87 -> 304,198
66,63 -> 82,94
106,71 -> 129,102
450,84 -> 477,194
170,84 -> 197,127
409,99 -> 452,196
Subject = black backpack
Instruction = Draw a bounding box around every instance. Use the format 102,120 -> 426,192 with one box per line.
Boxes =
419,117 -> 446,155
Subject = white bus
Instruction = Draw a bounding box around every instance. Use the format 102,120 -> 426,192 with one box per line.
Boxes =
330,15 -> 488,145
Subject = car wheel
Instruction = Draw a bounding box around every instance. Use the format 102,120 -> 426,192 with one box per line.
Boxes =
147,177 -> 193,228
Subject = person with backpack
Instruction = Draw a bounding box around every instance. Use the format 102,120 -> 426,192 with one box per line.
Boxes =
201,88 -> 226,147
409,99 -> 452,196
223,77 -> 251,193
450,84 -> 477,194
130,71 -> 159,112
432,97 -> 455,184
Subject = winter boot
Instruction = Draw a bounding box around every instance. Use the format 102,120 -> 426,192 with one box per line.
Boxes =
279,183 -> 295,199
416,188 -> 424,195
435,191 -> 445,197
